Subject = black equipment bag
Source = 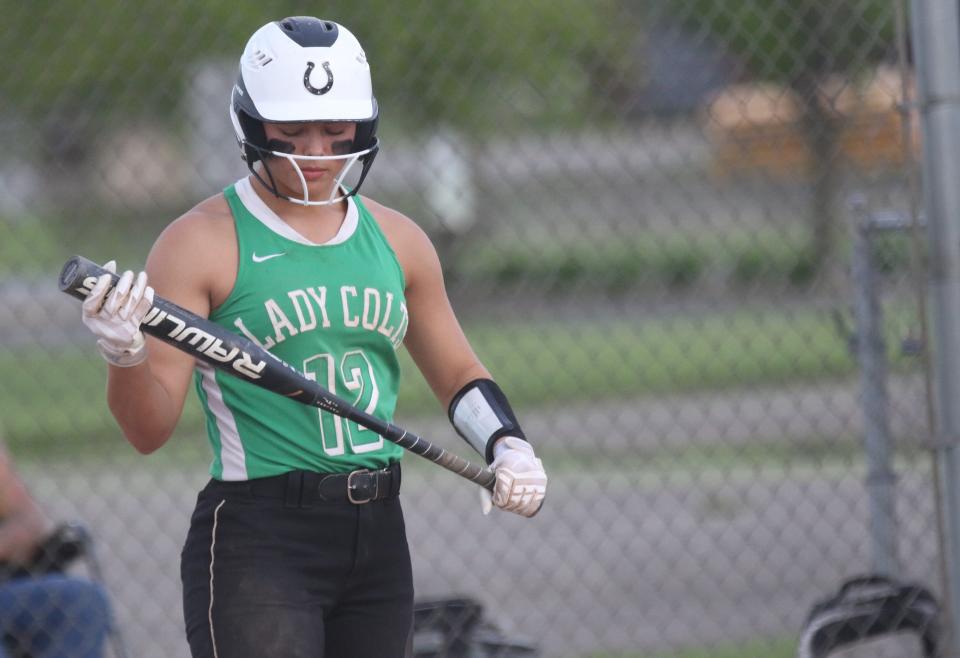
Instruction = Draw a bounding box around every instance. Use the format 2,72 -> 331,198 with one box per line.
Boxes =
797,574 -> 941,658
0,522 -> 87,582
411,597 -> 539,658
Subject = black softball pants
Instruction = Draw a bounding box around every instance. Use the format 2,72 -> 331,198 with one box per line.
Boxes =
181,471 -> 414,658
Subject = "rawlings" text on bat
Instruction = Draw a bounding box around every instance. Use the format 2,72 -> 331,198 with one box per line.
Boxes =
59,255 -> 495,491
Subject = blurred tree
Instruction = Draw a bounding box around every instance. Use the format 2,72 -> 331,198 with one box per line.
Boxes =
676,0 -> 895,272
345,1 -> 641,133
0,0 -> 298,162
0,0 -> 638,138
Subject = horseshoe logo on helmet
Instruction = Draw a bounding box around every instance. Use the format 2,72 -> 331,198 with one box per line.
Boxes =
304,61 -> 334,95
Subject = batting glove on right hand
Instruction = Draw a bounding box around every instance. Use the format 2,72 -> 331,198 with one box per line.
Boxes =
81,260 -> 155,367
485,437 -> 547,517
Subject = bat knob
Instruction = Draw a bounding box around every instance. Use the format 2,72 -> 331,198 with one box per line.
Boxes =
58,257 -> 82,292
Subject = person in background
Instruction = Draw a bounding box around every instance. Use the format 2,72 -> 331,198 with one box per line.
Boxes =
0,441 -> 112,658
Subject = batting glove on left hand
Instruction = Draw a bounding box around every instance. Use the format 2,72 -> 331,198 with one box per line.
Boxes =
81,261 -> 155,367
482,437 -> 547,517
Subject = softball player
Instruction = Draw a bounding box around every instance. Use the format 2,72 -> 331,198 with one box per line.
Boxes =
78,16 -> 547,658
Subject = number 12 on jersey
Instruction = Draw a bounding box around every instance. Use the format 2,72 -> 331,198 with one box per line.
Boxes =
303,350 -> 384,455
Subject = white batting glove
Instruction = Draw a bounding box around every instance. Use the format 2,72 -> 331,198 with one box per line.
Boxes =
483,437 -> 547,517
81,261 -> 155,367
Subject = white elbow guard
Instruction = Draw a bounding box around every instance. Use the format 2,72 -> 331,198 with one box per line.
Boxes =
448,379 -> 527,464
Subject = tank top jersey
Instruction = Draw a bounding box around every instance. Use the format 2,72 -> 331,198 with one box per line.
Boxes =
194,178 -> 409,481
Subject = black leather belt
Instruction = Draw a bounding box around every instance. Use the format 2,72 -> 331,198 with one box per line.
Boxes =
207,462 -> 401,506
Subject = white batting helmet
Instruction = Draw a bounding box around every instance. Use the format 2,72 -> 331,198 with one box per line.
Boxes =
229,17 -> 379,205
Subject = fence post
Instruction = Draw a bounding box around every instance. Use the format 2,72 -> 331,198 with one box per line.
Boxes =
910,1 -> 960,654
848,195 -> 899,578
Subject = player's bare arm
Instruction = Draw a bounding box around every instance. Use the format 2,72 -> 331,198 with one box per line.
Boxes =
365,198 -> 490,405
101,195 -> 237,453
368,198 -> 547,516
0,444 -> 54,564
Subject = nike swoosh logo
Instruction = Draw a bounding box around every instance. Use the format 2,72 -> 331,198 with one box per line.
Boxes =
252,252 -> 286,263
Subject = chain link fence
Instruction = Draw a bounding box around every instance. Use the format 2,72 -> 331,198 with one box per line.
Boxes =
0,1 -> 941,656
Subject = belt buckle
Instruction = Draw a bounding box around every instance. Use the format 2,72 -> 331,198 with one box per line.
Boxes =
347,470 -> 377,504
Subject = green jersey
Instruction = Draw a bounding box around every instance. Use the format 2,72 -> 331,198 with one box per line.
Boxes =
195,178 -> 409,480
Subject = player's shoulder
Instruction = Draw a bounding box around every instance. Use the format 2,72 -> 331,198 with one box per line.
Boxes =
146,192 -> 236,287
148,193 -> 232,256
357,195 -> 442,287
162,193 -> 234,240
359,195 -> 436,256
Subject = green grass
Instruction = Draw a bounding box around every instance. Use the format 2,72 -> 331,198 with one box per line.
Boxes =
581,634 -> 796,658
399,302 -> 918,412
0,219 -> 65,276
0,347 -> 199,456
453,228 -> 817,291
449,225 -> 918,292
0,215 -> 158,277
3,215 -> 916,292
538,437 -> 866,473
0,303 -> 921,458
